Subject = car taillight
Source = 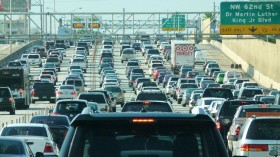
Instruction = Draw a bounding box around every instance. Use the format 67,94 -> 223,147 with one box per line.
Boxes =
70,91 -> 77,95
51,112 -> 60,115
235,126 -> 241,136
63,130 -> 68,138
132,118 -> 155,123
32,90 -> 35,96
178,89 -> 180,93
57,91 -> 63,95
130,80 -> 134,83
8,97 -> 14,103
19,88 -> 23,95
44,143 -> 54,152
216,119 -> 221,130
105,105 -> 109,112
241,144 -> 268,152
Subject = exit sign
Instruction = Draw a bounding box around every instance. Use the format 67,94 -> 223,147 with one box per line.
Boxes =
220,1 -> 280,35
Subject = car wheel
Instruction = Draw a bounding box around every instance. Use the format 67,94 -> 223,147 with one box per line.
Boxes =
58,68 -> 61,72
10,108 -> 15,115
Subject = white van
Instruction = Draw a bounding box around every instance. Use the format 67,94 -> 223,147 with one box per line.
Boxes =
121,48 -> 135,63
223,71 -> 242,84
194,51 -> 206,64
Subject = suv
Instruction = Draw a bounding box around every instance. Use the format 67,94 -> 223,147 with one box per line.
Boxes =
237,87 -> 263,100
77,92 -> 110,112
26,54 -> 42,67
55,40 -> 66,49
231,116 -> 280,157
59,112 -> 228,157
0,87 -> 15,115
31,82 -> 56,103
135,90 -> 172,104
227,104 -> 280,156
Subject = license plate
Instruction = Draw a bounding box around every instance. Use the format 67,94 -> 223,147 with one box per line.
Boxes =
42,96 -> 47,99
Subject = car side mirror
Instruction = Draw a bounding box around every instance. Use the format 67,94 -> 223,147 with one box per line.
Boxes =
48,110 -> 53,114
131,98 -> 135,101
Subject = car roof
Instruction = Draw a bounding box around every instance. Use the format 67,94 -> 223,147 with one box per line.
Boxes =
6,123 -> 47,127
239,104 -> 280,109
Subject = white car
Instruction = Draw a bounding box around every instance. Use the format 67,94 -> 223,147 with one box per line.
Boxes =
56,48 -> 66,57
0,123 -> 59,157
26,54 -> 42,67
56,85 -> 78,101
232,116 -> 280,157
165,81 -> 176,95
196,98 -> 226,110
121,48 -> 135,63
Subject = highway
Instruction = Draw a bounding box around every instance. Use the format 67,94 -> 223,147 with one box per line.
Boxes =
0,40 -> 249,129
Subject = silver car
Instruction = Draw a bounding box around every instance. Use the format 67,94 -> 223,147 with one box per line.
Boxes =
56,85 -> 78,101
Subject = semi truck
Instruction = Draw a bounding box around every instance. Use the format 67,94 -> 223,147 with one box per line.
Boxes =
0,68 -> 31,109
171,40 -> 195,74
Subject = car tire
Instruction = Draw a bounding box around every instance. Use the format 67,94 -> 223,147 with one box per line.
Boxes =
10,108 -> 15,115
58,68 -> 61,72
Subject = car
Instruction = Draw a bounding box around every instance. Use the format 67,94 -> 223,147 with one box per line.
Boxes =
0,87 -> 15,115
259,95 -> 275,104
197,97 -> 226,111
30,115 -> 70,149
216,73 -> 225,84
0,123 -> 59,156
45,57 -> 61,71
26,54 -> 42,67
0,137 -> 44,156
227,104 -> 280,156
64,79 -> 85,94
103,86 -> 125,106
231,116 -> 280,157
56,85 -> 78,101
121,48 -> 136,63
237,87 -> 264,100
201,87 -> 234,99
119,44 -> 130,56
134,90 -> 171,104
77,92 -> 111,112
59,112 -> 229,157
122,101 -> 173,112
130,42 -> 141,51
50,99 -> 89,121
181,88 -> 201,107
214,100 -> 265,146
223,71 -> 243,84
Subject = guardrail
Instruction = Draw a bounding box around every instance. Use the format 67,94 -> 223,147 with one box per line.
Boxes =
0,40 -> 42,67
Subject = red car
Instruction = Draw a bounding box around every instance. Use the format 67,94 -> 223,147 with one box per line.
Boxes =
153,68 -> 166,81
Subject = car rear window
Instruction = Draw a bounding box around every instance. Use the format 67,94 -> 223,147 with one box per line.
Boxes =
123,49 -> 134,54
1,127 -> 47,137
137,93 -> 167,101
180,84 -> 198,88
127,62 -> 139,66
0,88 -> 10,97
104,87 -> 122,93
47,58 -> 59,62
30,116 -> 69,126
8,62 -> 21,67
56,101 -> 87,113
247,119 -> 280,140
239,108 -> 280,118
79,94 -> 106,103
122,102 -> 172,112
60,86 -> 75,90
202,88 -> 233,99
66,80 -> 82,86
101,53 -> 113,58
69,122 -> 222,157
28,55 -> 39,59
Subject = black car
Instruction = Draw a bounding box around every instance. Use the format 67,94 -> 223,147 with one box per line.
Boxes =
215,100 -> 265,146
60,112 -> 228,157
201,87 -> 234,99
0,87 -> 15,115
131,42 -> 141,51
30,115 -> 70,149
50,99 -> 88,121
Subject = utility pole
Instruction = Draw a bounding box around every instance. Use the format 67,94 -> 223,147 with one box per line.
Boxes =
9,0 -> 12,55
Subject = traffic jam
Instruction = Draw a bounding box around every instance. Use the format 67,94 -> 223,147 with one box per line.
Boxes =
0,33 -> 279,157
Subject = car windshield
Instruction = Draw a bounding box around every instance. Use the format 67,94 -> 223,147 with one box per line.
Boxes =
56,101 -> 87,113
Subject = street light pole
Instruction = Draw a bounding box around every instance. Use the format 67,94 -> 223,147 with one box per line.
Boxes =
54,0 -> 56,34
9,0 -> 12,55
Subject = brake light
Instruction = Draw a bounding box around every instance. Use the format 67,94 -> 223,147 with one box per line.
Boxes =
216,119 -> 221,130
143,101 -> 151,105
57,91 -> 63,95
105,105 -> 109,112
19,88 -> 23,95
8,98 -> 14,103
235,126 -> 241,136
241,144 -> 268,151
131,80 -> 134,83
32,90 -> 35,96
70,91 -> 77,95
44,143 -> 54,152
51,112 -> 60,115
63,130 -> 68,138
132,118 -> 155,123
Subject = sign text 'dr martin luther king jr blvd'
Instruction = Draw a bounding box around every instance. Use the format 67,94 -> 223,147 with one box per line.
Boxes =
220,2 -> 280,35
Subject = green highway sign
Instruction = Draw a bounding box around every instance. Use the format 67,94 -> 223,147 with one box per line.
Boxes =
220,1 -> 280,35
162,14 -> 185,31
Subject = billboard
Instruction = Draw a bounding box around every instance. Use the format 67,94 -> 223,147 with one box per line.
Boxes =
0,0 -> 30,12
72,16 -> 102,29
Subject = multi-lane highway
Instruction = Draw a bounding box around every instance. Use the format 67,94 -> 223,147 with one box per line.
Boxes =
0,40 -> 248,129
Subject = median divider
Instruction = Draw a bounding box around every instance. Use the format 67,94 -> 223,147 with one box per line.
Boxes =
0,105 -> 55,131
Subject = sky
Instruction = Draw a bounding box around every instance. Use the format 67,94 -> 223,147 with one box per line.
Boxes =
32,0 -> 226,13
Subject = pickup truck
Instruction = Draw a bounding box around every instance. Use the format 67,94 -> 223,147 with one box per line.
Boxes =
71,58 -> 87,73
31,82 -> 56,103
0,123 -> 59,157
